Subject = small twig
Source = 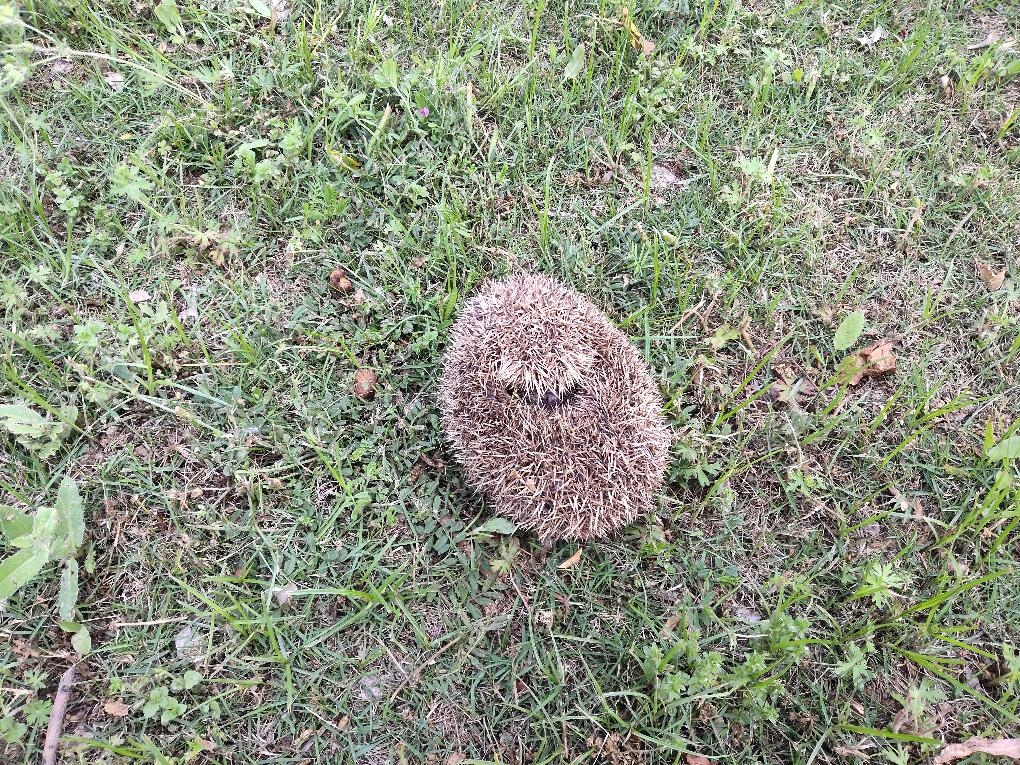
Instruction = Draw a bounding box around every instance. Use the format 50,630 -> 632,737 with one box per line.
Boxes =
43,664 -> 76,765
699,291 -> 721,332
671,294 -> 706,332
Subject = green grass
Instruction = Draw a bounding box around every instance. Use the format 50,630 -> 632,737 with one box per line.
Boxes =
1,0 -> 1019,762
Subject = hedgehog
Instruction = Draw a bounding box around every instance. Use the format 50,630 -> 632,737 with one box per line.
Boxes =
439,273 -> 672,541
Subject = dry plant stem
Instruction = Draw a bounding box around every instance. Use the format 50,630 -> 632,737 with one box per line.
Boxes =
42,663 -> 76,765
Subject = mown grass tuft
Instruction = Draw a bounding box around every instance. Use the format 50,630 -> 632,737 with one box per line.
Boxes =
1,0 -> 1018,762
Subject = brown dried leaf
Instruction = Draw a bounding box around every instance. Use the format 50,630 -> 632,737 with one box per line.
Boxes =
649,164 -> 685,190
686,755 -> 712,765
862,339 -> 896,375
557,547 -> 583,569
128,289 -> 151,303
847,339 -> 897,386
51,58 -> 74,75
447,754 -> 467,765
933,737 -> 1020,765
976,261 -> 1006,292
889,705 -> 911,734
104,699 -> 130,717
328,268 -> 353,293
769,376 -> 817,407
353,368 -> 377,399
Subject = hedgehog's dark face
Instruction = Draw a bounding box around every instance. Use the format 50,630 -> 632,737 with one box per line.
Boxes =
440,274 -> 672,541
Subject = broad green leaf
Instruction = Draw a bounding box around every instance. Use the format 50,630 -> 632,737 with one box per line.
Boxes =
710,324 -> 741,350
58,559 -> 79,620
833,310 -> 866,351
249,0 -> 272,18
988,436 -> 1020,461
373,59 -> 399,89
0,404 -> 73,458
0,548 -> 47,600
181,670 -> 203,690
984,420 -> 996,455
109,164 -> 153,203
563,43 -> 586,80
473,517 -> 519,535
0,505 -> 33,543
154,0 -> 181,34
30,505 -> 59,559
0,404 -> 48,435
71,625 -> 91,655
55,477 -> 84,553
59,620 -> 83,632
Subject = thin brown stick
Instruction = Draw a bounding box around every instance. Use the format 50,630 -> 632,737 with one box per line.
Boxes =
42,664 -> 76,765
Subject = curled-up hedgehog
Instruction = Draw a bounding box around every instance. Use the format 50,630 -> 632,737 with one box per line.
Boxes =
439,273 -> 672,541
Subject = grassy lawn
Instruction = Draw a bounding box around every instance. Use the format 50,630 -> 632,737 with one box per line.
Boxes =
1,0 -> 1019,762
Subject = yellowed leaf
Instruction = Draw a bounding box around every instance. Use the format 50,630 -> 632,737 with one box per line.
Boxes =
620,5 -> 655,56
933,737 -> 1020,765
557,547 -> 583,569
976,261 -> 1006,291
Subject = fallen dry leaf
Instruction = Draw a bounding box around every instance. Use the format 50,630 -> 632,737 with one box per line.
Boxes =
856,26 -> 887,46
447,754 -> 467,765
966,32 -> 1001,50
104,699 -> 129,717
976,261 -> 1006,292
769,375 -> 817,408
557,547 -> 583,569
933,737 -> 1020,765
269,583 -> 297,606
51,58 -> 74,75
128,289 -> 151,303
686,755 -> 712,765
649,164 -> 684,189
353,368 -> 377,399
270,0 -> 290,20
939,73 -> 952,96
104,70 -> 126,90
847,339 -> 897,385
328,268 -> 353,293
